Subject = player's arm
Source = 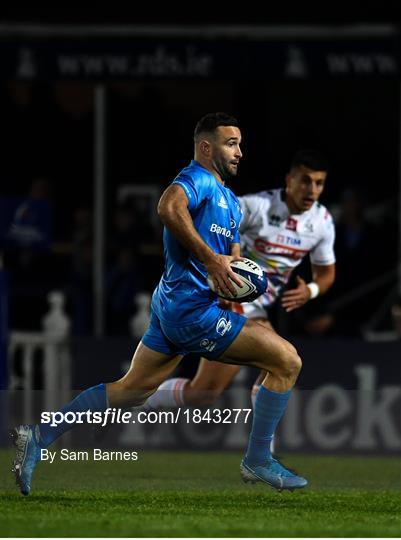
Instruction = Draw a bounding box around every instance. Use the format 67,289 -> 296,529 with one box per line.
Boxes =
311,263 -> 335,295
214,242 -> 242,310
281,263 -> 335,312
157,184 -> 242,296
230,243 -> 241,257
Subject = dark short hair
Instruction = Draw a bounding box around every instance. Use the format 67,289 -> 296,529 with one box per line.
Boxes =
194,112 -> 239,142
290,149 -> 329,173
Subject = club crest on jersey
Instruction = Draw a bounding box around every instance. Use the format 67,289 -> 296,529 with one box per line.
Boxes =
230,218 -> 236,229
218,196 -> 228,209
216,317 -> 232,336
303,220 -> 314,233
285,217 -> 298,231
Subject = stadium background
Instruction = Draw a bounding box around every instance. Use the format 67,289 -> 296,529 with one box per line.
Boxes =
0,11 -> 400,538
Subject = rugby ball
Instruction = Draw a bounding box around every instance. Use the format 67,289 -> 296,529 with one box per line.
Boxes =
207,258 -> 267,303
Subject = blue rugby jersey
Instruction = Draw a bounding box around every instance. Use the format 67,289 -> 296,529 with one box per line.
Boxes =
152,160 -> 242,325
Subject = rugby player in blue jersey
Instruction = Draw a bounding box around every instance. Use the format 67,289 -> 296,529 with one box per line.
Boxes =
12,112 -> 307,495
144,149 -> 335,418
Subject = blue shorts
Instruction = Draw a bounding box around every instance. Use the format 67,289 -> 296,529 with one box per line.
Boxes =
142,304 -> 246,360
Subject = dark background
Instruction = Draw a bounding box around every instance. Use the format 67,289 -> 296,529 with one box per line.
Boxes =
0,12 -> 400,339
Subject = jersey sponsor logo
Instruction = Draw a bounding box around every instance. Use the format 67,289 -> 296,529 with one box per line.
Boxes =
277,234 -> 301,246
216,317 -> 232,336
286,217 -> 298,231
200,338 -> 217,352
210,223 -> 234,241
218,195 -> 228,209
268,214 -> 281,227
254,238 -> 308,260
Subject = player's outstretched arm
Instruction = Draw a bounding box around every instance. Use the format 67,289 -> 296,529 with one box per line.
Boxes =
157,184 -> 242,296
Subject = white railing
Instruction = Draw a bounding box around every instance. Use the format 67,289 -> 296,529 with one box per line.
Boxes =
8,331 -> 71,424
8,291 -> 71,424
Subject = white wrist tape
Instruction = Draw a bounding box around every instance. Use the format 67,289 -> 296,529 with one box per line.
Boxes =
307,282 -> 320,299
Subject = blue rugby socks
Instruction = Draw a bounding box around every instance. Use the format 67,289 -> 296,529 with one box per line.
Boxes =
39,383 -> 108,447
245,385 -> 291,465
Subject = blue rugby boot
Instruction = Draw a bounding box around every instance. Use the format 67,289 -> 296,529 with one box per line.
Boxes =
11,425 -> 42,496
240,456 -> 308,492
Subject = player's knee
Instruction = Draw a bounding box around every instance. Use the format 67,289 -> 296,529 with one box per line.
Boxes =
257,337 -> 301,376
278,344 -> 302,379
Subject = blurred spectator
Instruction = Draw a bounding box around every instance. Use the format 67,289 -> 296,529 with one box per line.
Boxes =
330,188 -> 386,335
6,177 -> 53,250
108,201 -> 161,292
105,249 -> 142,335
110,198 -> 159,251
2,177 -> 58,330
335,187 -> 374,264
108,205 -> 137,258
131,194 -> 160,245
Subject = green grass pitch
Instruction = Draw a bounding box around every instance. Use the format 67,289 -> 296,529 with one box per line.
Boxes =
1,450 -> 400,537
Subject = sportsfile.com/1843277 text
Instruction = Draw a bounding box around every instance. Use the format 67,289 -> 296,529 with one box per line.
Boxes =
40,408 -> 253,428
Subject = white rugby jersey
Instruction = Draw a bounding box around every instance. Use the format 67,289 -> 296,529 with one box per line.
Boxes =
239,188 -> 335,304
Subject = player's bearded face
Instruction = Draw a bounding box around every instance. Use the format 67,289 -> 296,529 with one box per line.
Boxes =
286,166 -> 327,212
212,126 -> 242,180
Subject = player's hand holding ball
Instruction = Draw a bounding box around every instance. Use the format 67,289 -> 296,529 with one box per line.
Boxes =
207,257 -> 267,303
204,254 -> 243,298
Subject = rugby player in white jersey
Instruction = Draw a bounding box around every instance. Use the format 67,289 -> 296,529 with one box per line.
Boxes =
144,149 -> 336,410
